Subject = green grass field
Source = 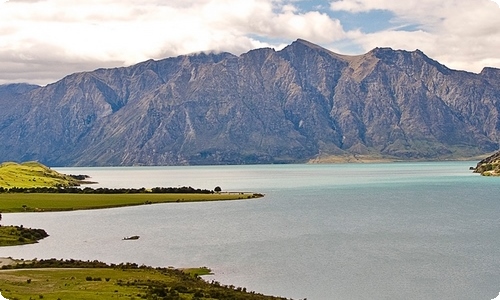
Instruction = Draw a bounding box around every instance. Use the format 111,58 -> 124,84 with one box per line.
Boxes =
0,263 -> 286,300
0,192 -> 262,212
0,267 -> 204,300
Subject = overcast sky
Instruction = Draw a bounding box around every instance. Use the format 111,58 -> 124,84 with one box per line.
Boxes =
1,0 -> 500,86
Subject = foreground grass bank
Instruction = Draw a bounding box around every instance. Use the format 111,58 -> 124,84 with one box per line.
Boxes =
0,192 -> 263,213
0,259 -> 289,300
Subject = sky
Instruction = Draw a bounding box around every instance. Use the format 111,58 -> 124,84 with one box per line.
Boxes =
1,0 -> 500,86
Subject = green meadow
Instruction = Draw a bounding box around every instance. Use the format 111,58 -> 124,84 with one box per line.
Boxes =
0,267 -> 200,300
0,161 -> 263,212
0,260 -> 287,300
0,192 -> 262,212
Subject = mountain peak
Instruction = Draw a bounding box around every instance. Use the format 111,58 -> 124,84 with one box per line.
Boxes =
284,39 -> 359,64
0,40 -> 499,166
290,38 -> 337,54
293,38 -> 324,47
186,51 -> 236,64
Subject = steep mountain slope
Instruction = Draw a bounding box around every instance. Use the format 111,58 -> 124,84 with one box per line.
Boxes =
0,39 -> 499,166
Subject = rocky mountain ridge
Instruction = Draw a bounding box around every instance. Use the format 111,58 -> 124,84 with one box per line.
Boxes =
0,39 -> 499,166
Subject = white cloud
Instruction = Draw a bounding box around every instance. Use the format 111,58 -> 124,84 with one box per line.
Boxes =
0,0 -> 500,85
329,0 -> 500,72
0,0 -> 346,85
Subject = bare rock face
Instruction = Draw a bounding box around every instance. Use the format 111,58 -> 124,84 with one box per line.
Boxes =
0,39 -> 499,166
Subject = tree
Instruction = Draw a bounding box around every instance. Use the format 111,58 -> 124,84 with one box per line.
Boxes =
214,186 -> 222,193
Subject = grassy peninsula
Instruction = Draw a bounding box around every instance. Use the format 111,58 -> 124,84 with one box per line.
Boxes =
0,226 -> 48,246
0,161 -> 264,212
0,192 -> 262,213
0,161 -> 86,188
0,259 -> 288,300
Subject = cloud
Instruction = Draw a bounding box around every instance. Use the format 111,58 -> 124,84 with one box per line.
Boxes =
330,0 -> 500,72
0,0 -> 346,85
1,0 -> 500,85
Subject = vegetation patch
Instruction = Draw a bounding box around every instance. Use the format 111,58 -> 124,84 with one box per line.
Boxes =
474,162 -> 500,176
0,161 -> 88,188
472,151 -> 500,176
0,225 -> 48,246
0,258 -> 290,300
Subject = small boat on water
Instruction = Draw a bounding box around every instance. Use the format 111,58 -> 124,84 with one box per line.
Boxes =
122,235 -> 140,240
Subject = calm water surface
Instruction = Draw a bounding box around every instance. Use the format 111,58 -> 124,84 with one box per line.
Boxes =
1,162 -> 499,300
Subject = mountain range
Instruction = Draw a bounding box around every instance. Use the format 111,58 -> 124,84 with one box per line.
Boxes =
1,39 -> 499,166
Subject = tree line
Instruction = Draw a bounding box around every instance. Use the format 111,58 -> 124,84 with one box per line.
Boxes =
0,186 -> 214,194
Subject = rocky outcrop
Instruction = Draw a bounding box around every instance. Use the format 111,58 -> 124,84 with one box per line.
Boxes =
473,151 -> 500,175
0,39 -> 499,166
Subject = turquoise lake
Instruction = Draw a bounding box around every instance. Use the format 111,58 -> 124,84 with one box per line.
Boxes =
1,162 -> 499,300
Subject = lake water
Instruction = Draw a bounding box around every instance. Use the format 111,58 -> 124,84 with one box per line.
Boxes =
1,162 -> 499,300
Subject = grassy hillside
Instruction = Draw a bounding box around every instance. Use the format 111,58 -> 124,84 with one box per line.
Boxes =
0,259 -> 288,300
0,161 -> 82,188
473,151 -> 500,176
475,162 -> 500,176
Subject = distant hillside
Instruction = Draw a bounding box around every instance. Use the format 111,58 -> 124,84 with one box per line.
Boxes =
473,151 -> 500,176
0,39 -> 500,166
0,161 -> 82,188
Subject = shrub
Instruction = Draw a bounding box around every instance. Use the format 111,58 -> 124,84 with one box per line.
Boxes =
194,290 -> 204,297
173,285 -> 189,293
